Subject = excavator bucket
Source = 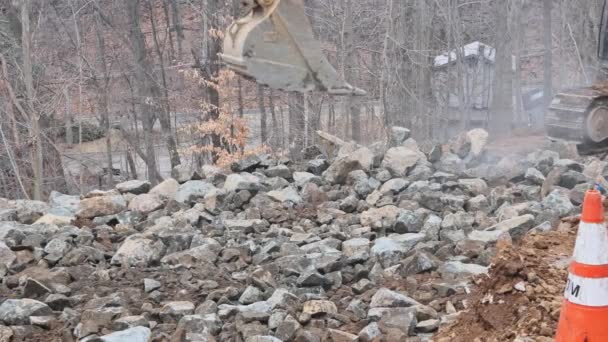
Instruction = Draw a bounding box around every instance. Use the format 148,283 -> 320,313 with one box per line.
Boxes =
220,0 -> 366,96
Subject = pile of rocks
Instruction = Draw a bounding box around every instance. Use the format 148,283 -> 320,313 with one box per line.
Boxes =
0,128 -> 598,341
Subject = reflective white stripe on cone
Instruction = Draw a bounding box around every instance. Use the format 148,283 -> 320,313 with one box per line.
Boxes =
564,273 -> 608,307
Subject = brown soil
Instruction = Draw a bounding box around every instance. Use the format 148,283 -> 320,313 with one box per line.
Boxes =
435,225 -> 577,342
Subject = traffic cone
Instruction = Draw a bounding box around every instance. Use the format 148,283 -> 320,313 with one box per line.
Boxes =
556,189 -> 608,341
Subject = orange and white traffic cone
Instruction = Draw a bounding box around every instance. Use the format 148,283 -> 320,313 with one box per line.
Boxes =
556,189 -> 608,341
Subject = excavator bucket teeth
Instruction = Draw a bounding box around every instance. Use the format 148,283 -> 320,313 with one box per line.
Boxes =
220,0 -> 366,96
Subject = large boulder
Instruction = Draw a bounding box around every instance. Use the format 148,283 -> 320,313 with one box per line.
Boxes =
381,146 -> 421,177
370,288 -> 419,308
172,165 -> 202,183
439,261 -> 488,280
360,206 -> 401,230
323,152 -> 368,185
99,326 -> 152,342
483,215 -> 535,240
223,173 -> 262,192
128,193 -> 165,214
267,187 -> 302,205
0,299 -> 53,325
390,127 -> 411,147
76,195 -> 127,219
150,178 -> 180,199
176,181 -> 216,204
111,234 -> 166,267
116,180 -> 151,194
49,191 -> 81,215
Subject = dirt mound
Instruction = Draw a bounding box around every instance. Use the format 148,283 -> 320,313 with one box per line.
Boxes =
435,226 -> 576,342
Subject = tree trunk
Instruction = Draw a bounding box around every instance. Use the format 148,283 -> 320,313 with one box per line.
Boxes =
147,0 -> 181,169
343,0 -> 362,143
269,89 -> 278,147
289,93 -> 305,159
204,0 -> 223,160
125,0 -> 162,184
544,0 -> 553,105
490,0 -> 514,137
257,85 -> 267,145
21,0 -> 43,200
94,8 -> 113,187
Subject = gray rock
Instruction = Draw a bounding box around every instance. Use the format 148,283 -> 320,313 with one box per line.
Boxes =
379,178 -> 409,194
323,157 -> 364,185
267,289 -> 299,310
342,238 -> 370,260
238,301 -> 272,322
382,146 -> 421,177
231,154 -> 262,172
377,307 -> 417,336
23,278 -> 52,297
99,326 -> 151,342
421,214 -> 442,241
247,337 -> 283,342
12,200 -> 50,224
371,235 -> 424,267
525,168 -> 546,185
359,322 -> 382,342
264,165 -> 292,179
328,329 -> 358,341
370,288 -> 419,308
161,242 -> 222,267
111,234 -> 166,267
297,269 -> 331,287
149,178 -> 180,199
223,219 -> 266,233
416,319 -> 440,333
128,193 -> 165,214
0,209 -> 17,222
559,170 -> 588,189
466,129 -> 489,157
45,294 -> 71,311
172,165 -> 203,183
458,178 -> 488,195
441,212 -> 475,231
466,195 -> 490,212
394,209 -> 426,233
293,172 -> 322,188
76,195 -> 127,219
275,314 -> 301,341
570,183 -> 588,205
302,300 -> 337,315
435,152 -> 466,175
390,126 -> 411,146
439,261 -> 488,280
144,279 -> 161,293
360,205 -> 401,230
307,159 -> 329,175
0,299 -> 53,325
0,241 -> 16,268
44,237 -> 72,264
116,180 -> 151,194
542,189 -> 576,218
400,251 -> 440,275
240,286 -> 264,305
160,301 -> 196,322
223,173 -> 262,192
49,191 -> 81,215
176,180 -> 216,204
176,314 -> 222,336
267,186 -> 301,204
450,132 -> 471,158
484,215 -> 535,240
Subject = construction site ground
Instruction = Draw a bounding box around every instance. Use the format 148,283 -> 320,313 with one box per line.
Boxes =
435,219 -> 578,342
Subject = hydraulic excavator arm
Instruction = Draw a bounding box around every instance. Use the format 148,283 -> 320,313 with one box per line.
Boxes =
220,0 -> 366,96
